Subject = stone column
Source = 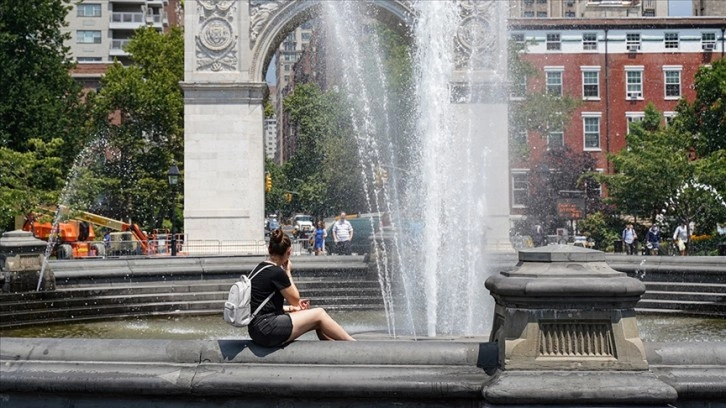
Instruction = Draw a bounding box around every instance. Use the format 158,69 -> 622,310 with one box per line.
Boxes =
482,246 -> 677,405
182,1 -> 266,246
451,0 -> 511,252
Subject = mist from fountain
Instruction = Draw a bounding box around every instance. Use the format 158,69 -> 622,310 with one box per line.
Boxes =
322,0 -> 497,338
36,138 -> 108,291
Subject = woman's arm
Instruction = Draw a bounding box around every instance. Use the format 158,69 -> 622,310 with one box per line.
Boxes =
279,260 -> 302,310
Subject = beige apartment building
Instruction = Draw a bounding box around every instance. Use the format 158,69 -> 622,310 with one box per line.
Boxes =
511,0 -> 668,18
63,0 -> 180,89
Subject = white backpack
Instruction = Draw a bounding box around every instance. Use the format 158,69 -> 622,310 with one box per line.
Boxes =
223,265 -> 274,327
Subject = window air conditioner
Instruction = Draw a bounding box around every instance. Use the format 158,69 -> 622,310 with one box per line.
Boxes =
702,43 -> 715,51
627,92 -> 641,99
627,44 -> 639,52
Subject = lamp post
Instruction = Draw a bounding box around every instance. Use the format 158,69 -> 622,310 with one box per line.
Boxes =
167,165 -> 180,256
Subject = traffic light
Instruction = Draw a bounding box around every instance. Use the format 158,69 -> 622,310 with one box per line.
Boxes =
284,192 -> 293,202
265,172 -> 272,192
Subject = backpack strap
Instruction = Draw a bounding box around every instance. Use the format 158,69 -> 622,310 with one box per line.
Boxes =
248,264 -> 275,319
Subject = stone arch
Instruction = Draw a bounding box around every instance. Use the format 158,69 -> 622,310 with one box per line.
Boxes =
249,0 -> 416,83
183,0 -> 510,251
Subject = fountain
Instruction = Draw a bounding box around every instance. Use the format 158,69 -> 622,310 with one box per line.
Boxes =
317,0 -> 508,338
1,1 -> 725,407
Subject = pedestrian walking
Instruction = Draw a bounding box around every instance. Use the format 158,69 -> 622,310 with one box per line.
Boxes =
646,225 -> 661,255
332,212 -> 353,255
622,224 -> 637,255
673,220 -> 689,256
314,220 -> 327,256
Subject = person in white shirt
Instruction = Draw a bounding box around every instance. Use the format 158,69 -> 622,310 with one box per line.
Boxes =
673,221 -> 689,256
332,212 -> 354,255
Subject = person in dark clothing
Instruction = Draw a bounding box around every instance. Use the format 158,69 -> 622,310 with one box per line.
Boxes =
646,225 -> 661,255
247,229 -> 355,347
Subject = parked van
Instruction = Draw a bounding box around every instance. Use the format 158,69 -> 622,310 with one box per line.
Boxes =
325,213 -> 384,255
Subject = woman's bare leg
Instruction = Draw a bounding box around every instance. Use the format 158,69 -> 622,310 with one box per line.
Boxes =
287,308 -> 355,342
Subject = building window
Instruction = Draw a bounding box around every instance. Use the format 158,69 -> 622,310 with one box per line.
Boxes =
301,32 -> 311,41
663,67 -> 681,99
284,43 -> 296,51
537,11 -> 548,17
664,112 -> 677,127
664,32 -> 679,49
626,112 -> 645,134
77,30 -> 101,44
524,0 -> 534,5
583,33 -> 597,50
547,130 -> 564,149
511,33 -> 525,44
523,11 -> 535,17
625,67 -> 644,99
511,75 -> 527,99
586,171 -> 603,197
546,33 -> 561,51
76,56 -> 102,62
581,68 -> 600,99
582,114 -> 601,150
512,171 -> 529,208
77,4 -> 101,17
702,32 -> 716,50
565,11 -> 576,17
626,33 -> 640,52
545,67 -> 563,96
536,0 -> 547,3
284,64 -> 291,71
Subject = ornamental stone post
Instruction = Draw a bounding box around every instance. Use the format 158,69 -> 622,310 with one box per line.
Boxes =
0,230 -> 54,292
483,246 -> 677,405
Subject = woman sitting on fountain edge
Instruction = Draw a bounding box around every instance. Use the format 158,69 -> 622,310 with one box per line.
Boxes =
247,229 -> 355,346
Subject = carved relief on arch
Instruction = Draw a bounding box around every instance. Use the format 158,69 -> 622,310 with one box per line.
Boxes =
195,0 -> 239,72
250,0 -> 289,45
454,0 -> 499,70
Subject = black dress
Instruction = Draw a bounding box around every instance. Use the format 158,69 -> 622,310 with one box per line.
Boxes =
247,262 -> 293,347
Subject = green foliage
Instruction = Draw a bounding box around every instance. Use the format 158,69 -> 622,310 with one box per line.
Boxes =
599,101 -> 726,236
524,146 -> 600,234
272,22 -> 413,219
87,26 -> 184,230
577,212 -> 620,251
0,139 -> 65,230
677,59 -> 726,157
0,0 -> 89,229
264,101 -> 275,118
279,83 -> 365,217
508,40 -> 581,149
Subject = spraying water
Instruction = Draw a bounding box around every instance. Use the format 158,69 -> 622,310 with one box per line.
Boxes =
321,0 -> 501,337
36,138 -> 108,291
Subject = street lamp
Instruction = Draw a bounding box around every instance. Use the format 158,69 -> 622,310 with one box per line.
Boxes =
167,165 -> 180,256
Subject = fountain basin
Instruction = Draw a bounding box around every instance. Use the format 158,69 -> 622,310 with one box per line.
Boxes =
1,337 -> 724,407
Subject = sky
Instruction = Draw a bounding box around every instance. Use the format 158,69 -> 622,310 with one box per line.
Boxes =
669,0 -> 693,16
266,55 -> 277,84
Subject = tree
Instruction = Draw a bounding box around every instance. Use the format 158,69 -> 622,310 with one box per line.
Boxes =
508,40 -> 581,162
281,83 -> 366,216
677,58 -> 726,157
524,145 -> 599,235
0,0 -> 90,229
598,102 -> 726,237
0,139 -> 65,230
0,0 -> 87,157
85,26 -> 184,230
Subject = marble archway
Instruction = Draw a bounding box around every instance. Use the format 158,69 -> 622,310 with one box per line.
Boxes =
182,0 -> 510,250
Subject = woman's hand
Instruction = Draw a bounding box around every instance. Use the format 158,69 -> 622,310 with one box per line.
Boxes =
299,298 -> 310,310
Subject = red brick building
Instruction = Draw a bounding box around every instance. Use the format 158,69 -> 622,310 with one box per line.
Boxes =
508,18 -> 725,213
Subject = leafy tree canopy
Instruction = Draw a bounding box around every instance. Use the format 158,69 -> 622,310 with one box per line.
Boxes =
82,26 -> 184,230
